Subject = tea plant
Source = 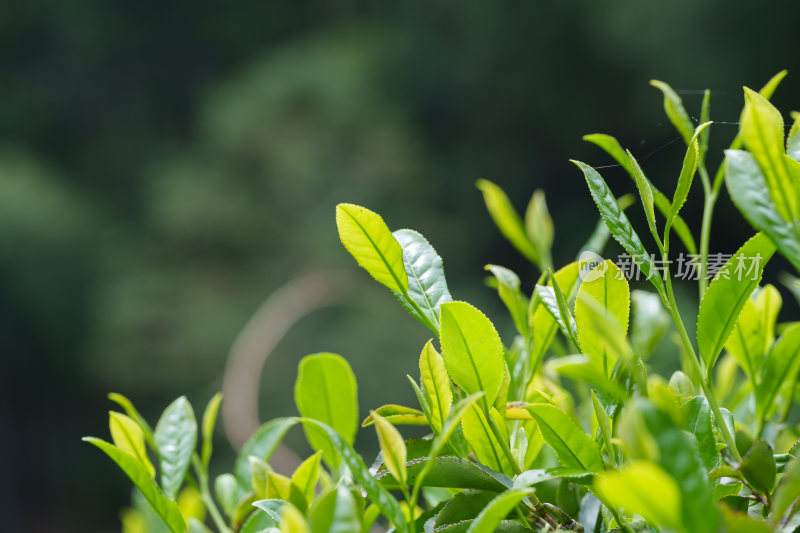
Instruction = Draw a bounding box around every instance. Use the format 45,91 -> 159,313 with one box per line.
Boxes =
86,71 -> 800,532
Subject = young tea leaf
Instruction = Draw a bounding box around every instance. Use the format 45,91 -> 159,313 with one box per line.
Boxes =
574,260 -> 630,364
419,339 -> 453,434
291,451 -> 322,508
83,437 -> 187,533
392,228 -> 452,332
696,233 -> 776,371
572,160 -> 665,296
336,203 -> 408,294
154,397 -> 198,500
439,301 -> 505,411
650,79 -> 696,145
524,404 -> 603,473
757,323 -> 800,422
477,179 -> 541,267
295,353 -> 358,468
201,392 -> 222,470
235,418 -> 299,491
461,404 -> 513,475
485,264 -> 529,338
371,411 -> 408,487
109,411 -> 156,478
465,488 -> 534,533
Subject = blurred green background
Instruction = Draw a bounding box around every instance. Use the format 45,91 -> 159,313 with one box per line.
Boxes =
3,1 -> 800,531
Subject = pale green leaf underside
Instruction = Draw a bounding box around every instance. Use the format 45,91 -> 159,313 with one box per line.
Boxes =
154,397 -> 198,500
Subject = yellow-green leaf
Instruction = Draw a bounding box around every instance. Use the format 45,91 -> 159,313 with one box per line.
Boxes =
477,179 -> 540,266
525,404 -> 603,472
371,411 -> 408,487
574,260 -> 630,365
461,404 -> 513,475
650,79 -> 695,145
419,339 -> 453,433
336,203 -> 408,294
741,88 -> 799,222
201,392 -> 222,469
595,461 -> 683,533
440,301 -> 504,410
291,451 -> 322,507
295,353 -> 358,468
109,411 -> 156,478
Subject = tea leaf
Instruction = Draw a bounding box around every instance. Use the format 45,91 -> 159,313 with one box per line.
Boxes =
215,473 -> 238,518
295,353 -> 358,467
630,290 -> 670,359
393,228 -> 452,332
83,437 -> 187,533
741,88 -> 799,222
280,503 -> 310,533
788,113 -> 800,161
477,179 -> 540,266
650,79 -> 695,145
154,397 -> 198,500
360,404 -> 428,427
235,418 -> 299,490
595,460 -> 682,533
726,149 -> 800,272
336,203 -> 408,294
771,457 -> 800,527
524,189 -> 554,262
696,233 -> 776,370
572,159 -> 665,295
574,260 -> 630,364
757,323 -> 800,421
109,411 -> 155,478
465,488 -> 533,533
419,339 -> 453,433
291,451 -> 322,508
529,262 -> 580,375
591,390 -> 614,464
739,439 -> 776,495
309,485 -> 362,533
108,392 -> 156,450
440,301 -> 505,410
377,456 -> 507,492
461,404 -> 513,475
525,404 -> 603,472
485,264 -> 529,338
668,122 -> 712,227
683,396 -> 719,472
300,418 -> 407,530
434,490 -> 497,527
201,393 -> 222,470
371,411 -> 408,487
626,150 -> 659,246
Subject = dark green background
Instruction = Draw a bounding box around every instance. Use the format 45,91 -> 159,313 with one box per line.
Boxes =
2,2 -> 799,531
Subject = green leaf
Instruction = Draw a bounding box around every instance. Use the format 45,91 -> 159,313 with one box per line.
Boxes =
650,79 -> 695,145
740,88 -> 799,222
252,498 -> 285,524
371,411 -> 408,487
739,439 -> 776,495
591,390 -> 614,464
513,466 -> 592,488
240,507 -> 278,533
726,149 -> 800,272
788,113 -> 800,161
360,404 -> 428,427
108,392 -> 156,450
377,456 -> 507,492
572,159 -> 665,295
336,203 -> 408,294
419,339 -> 453,434
626,150 -> 659,246
235,418 -> 299,491
465,488 -> 533,533
683,396 -> 719,472
83,437 -> 187,533
295,353 -> 358,467
154,397 -> 198,500
440,301 -> 505,410
595,460 -> 683,533
477,179 -> 540,266
696,233 -> 776,370
214,473 -> 239,518
524,404 -> 603,472
772,457 -> 800,527
668,122 -> 712,228
485,264 -> 529,338
461,405 -> 513,475
291,452 -> 322,508
300,418 -> 407,530
534,285 -> 575,345
309,485 -> 362,533
757,323 -> 800,422
201,392 -> 222,470
279,503 -> 310,533
583,134 -> 697,254
574,260 -> 630,364
109,411 -> 155,478
722,511 -> 773,533
435,490 -> 497,527
524,189 -> 554,263
393,228 -> 453,332
630,290 -> 670,360
547,354 -> 627,401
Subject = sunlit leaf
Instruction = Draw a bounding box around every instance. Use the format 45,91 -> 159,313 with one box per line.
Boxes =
155,397 -> 198,500
109,411 -> 155,478
419,339 -> 453,434
477,179 -> 540,266
524,404 -> 603,472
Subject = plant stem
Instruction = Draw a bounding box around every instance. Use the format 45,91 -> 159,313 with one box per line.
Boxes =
192,454 -> 233,533
662,274 -> 742,462
698,188 -> 717,299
